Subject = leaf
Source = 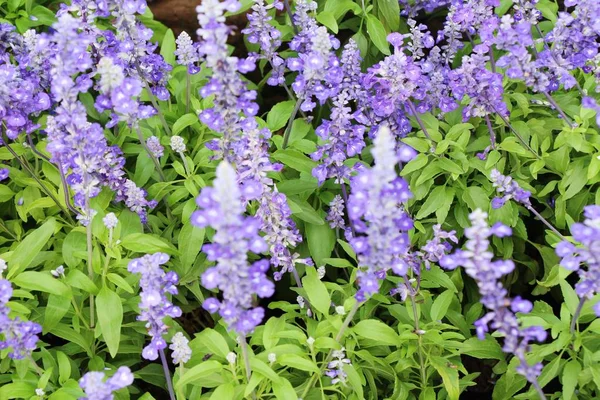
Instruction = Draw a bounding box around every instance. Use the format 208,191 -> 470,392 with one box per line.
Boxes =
377,0 -> 400,31
7,218 -> 56,278
287,197 -> 324,225
0,383 -> 35,399
96,287 -> 123,358
194,328 -> 230,358
176,361 -> 222,388
172,113 -> 199,136
13,272 -> 71,297
344,364 -> 364,399
62,230 -> 86,268
562,360 -> 581,400
43,295 -> 71,332
278,354 -> 319,373
458,337 -> 504,360
0,184 -> 15,202
462,186 -> 489,212
178,223 -> 205,270
267,100 -> 295,132
210,384 -> 234,399
121,233 -> 179,255
430,356 -> 460,400
302,267 -> 331,315
305,222 -> 335,266
272,149 -> 317,174
106,273 -> 134,294
416,186 -> 446,220
65,269 -> 99,295
366,15 -> 391,55
263,316 -> 285,349
56,351 -> 71,385
272,377 -> 297,400
353,320 -> 399,346
316,11 -> 338,33
160,28 -> 176,66
559,281 -> 579,315
430,290 -> 454,321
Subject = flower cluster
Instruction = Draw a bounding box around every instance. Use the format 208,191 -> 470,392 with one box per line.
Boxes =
175,31 -> 200,75
556,206 -> 600,315
440,210 -> 546,384
0,277 -> 42,360
128,253 -> 181,360
490,169 -> 532,209
347,126 -> 414,301
192,161 -> 274,335
79,366 -> 134,400
170,332 -> 192,365
325,347 -> 351,385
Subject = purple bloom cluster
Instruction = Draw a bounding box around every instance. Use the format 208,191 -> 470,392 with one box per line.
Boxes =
325,347 -> 351,385
44,14 -> 156,223
440,209 -> 546,383
556,206 -> 600,315
175,31 -> 200,75
449,44 -> 507,121
326,195 -> 346,231
347,126 -> 414,301
288,0 -> 342,112
192,161 -> 274,335
128,253 -> 181,360
490,169 -> 532,209
242,0 -> 285,86
0,278 -> 42,359
0,168 -> 8,182
79,366 -> 134,400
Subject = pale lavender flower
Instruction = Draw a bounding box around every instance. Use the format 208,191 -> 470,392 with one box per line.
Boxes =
325,347 -> 351,385
128,253 -> 181,360
146,136 -> 164,158
490,169 -> 532,209
326,195 -> 346,230
175,31 -> 200,74
79,366 -> 134,400
169,332 -> 192,365
0,169 -> 8,181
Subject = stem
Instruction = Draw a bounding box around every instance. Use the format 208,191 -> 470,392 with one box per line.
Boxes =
57,162 -> 79,214
137,67 -> 172,136
300,301 -> 361,398
570,297 -> 586,334
526,205 -> 568,241
484,114 -> 497,149
186,72 -> 191,115
283,0 -> 298,34
135,126 -> 167,182
71,298 -> 91,330
409,292 -> 427,388
340,182 -> 356,236
542,91 -> 575,127
488,104 -> 541,159
85,203 -> 95,329
0,219 -> 17,241
532,379 -> 546,400
407,101 -> 432,140
159,348 -> 176,400
282,99 -> 302,149
240,336 -> 256,400
178,151 -> 191,176
2,134 -> 73,220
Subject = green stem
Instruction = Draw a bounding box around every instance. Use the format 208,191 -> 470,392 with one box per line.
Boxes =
282,99 -> 302,149
85,200 -> 95,329
407,101 -> 432,141
570,297 -> 586,334
409,293 -> 427,388
240,336 -> 256,400
135,126 -> 167,182
0,219 -> 17,241
488,104 -> 541,159
300,301 -> 361,398
526,205 -> 568,241
186,72 -> 191,115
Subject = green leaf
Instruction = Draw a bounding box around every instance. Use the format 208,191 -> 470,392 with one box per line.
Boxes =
267,100 -> 295,132
62,230 -> 86,268
121,233 -> 179,255
56,351 -> 72,385
366,15 -> 391,55
43,295 -> 71,332
7,218 -> 56,278
0,383 -> 35,399
559,281 -> 579,315
416,186 -> 446,220
353,319 -> 399,346
305,222 -> 335,266
160,29 -> 176,66
263,316 -> 285,349
324,0 -> 361,19
272,378 -> 297,400
458,337 -> 504,360
96,286 -> 123,358
302,267 -> 331,315
562,360 -> 580,400
0,184 -> 15,203
13,272 -> 71,297
210,384 -> 234,399
288,197 -> 325,225
429,290 -> 454,321
178,223 -> 205,270
272,149 -> 317,174
106,273 -> 134,294
430,356 -> 460,400
278,354 -> 319,373
462,186 -> 489,212
194,328 -> 230,358
377,0 -> 400,31
176,361 -> 222,388
172,113 -> 199,136
316,11 -> 338,33
65,269 -> 99,295
344,364 -> 364,399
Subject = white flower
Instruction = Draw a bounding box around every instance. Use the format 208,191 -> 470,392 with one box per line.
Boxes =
306,337 -> 315,348
0,258 -> 6,277
297,296 -> 305,308
226,352 -> 237,365
51,265 -> 65,278
103,212 -> 119,229
35,388 -> 45,397
317,266 -> 326,279
335,306 -> 346,316
170,135 -> 186,153
169,332 -> 192,365
268,353 -> 276,364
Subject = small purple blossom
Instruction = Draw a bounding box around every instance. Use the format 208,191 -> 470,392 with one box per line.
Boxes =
326,195 -> 346,230
79,366 -> 134,400
192,161 -> 274,336
128,253 -> 181,360
0,168 -> 8,181
325,347 -> 351,385
175,31 -> 200,74
490,169 -> 532,208
440,209 -> 546,384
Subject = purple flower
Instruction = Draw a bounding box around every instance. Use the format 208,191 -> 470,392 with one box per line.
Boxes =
326,195 -> 346,230
556,205 -> 600,313
348,126 -> 413,301
79,366 -> 134,400
146,136 -> 164,158
440,209 -> 546,384
0,278 -> 42,359
192,161 -> 274,335
128,253 -> 181,360
175,31 -> 200,74
0,169 -> 8,181
490,169 -> 532,208
325,347 -> 351,385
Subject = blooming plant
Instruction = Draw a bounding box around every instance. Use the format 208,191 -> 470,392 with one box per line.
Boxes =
0,0 -> 599,399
